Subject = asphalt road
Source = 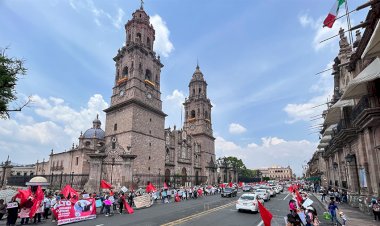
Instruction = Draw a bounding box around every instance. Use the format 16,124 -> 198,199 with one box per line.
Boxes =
0,191 -> 332,226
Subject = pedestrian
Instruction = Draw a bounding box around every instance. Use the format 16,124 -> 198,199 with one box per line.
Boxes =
286,209 -> 302,226
371,199 -> 380,221
0,199 -> 6,221
6,197 -> 18,226
328,199 -> 339,225
321,189 -> 327,202
118,193 -> 124,214
33,200 -> 44,224
20,197 -> 33,225
43,194 -> 51,219
339,211 -> 347,226
289,200 -> 296,215
103,196 -> 112,217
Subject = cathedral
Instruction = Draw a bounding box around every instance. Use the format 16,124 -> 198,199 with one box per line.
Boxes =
35,5 -> 217,190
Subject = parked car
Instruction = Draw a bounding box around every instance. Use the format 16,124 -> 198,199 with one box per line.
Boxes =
236,193 -> 264,213
221,188 -> 237,197
255,189 -> 270,201
242,185 -> 253,192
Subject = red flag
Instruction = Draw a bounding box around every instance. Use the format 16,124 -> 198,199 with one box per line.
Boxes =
238,182 -> 243,187
145,182 -> 156,193
258,201 -> 273,226
14,188 -> 32,205
288,186 -> 293,193
295,190 -> 303,206
29,186 -> 44,218
229,182 -> 233,187
61,185 -> 79,203
100,180 -> 113,189
122,197 -> 134,214
163,182 -> 169,189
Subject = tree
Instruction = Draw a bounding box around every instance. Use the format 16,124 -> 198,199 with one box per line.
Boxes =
0,48 -> 29,119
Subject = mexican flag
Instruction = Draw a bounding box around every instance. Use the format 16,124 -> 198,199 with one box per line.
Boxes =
323,0 -> 345,28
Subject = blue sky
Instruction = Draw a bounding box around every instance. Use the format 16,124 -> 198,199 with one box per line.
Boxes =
0,0 -> 369,175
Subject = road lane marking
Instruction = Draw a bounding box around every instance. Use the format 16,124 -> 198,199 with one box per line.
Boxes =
160,201 -> 235,226
95,224 -> 104,226
257,220 -> 263,226
283,193 -> 290,200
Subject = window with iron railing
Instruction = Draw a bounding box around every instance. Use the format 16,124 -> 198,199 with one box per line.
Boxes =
351,95 -> 370,120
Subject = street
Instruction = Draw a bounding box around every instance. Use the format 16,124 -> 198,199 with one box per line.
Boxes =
1,191 -> 332,226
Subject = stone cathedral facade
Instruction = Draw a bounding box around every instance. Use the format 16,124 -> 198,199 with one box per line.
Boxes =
35,6 -> 217,190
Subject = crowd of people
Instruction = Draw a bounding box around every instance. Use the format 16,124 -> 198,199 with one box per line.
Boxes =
0,183 -> 229,225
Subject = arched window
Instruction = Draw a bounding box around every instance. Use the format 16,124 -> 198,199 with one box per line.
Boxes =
205,111 -> 208,119
192,89 -> 195,95
191,110 -> 196,118
136,33 -> 142,42
145,69 -> 152,81
147,37 -> 151,49
114,124 -> 117,131
197,108 -> 200,116
128,34 -> 131,42
85,141 -> 91,147
122,66 -> 128,77
199,88 -> 202,94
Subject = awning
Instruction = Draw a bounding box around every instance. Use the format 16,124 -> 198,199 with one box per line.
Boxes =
341,57 -> 380,100
306,176 -> 321,181
320,135 -> 332,143
323,124 -> 337,136
323,99 -> 355,125
317,143 -> 329,149
362,20 -> 380,59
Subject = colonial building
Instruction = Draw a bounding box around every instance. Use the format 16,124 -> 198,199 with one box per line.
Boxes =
259,165 -> 293,180
308,2 -> 380,214
34,5 -> 217,190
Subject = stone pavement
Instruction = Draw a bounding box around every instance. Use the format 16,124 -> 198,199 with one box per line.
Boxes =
311,192 -> 380,226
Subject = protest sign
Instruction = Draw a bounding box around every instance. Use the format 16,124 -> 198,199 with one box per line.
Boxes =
57,198 -> 96,225
134,194 -> 152,208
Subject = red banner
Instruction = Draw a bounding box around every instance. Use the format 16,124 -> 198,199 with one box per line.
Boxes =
57,198 -> 96,225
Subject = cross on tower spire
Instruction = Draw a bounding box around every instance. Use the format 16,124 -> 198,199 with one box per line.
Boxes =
140,0 -> 144,9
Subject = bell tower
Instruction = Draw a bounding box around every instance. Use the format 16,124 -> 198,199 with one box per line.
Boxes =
104,6 -> 166,176
183,65 -> 216,183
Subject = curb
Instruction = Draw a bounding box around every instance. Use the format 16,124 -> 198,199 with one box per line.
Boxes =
310,192 -> 343,226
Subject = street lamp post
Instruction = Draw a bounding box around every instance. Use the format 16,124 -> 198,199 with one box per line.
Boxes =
158,168 -> 161,188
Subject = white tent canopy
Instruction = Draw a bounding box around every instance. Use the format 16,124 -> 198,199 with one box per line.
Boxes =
362,20 -> 380,59
341,57 -> 380,100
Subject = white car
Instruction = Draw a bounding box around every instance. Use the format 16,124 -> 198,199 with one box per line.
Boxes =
236,194 -> 263,213
255,189 -> 270,201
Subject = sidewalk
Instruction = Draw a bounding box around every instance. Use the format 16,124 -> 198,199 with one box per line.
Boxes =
310,192 -> 380,226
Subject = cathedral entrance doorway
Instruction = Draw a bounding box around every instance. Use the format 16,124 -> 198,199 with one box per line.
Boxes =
181,167 -> 187,186
165,169 -> 170,183
195,171 -> 199,185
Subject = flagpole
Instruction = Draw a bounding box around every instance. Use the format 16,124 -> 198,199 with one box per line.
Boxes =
345,0 -> 354,44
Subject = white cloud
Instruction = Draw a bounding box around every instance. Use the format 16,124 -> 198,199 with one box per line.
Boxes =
299,14 -> 313,27
228,123 -> 247,134
0,94 -> 108,164
150,15 -> 174,57
284,62 -> 334,124
215,136 -> 316,176
69,0 -> 125,29
298,13 -> 347,51
163,89 -> 185,128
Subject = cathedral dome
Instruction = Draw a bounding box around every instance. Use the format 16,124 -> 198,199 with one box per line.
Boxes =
83,115 -> 105,140
83,128 -> 105,140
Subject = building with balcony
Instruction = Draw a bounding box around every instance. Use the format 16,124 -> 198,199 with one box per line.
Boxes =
308,2 -> 380,214
260,165 -> 293,180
